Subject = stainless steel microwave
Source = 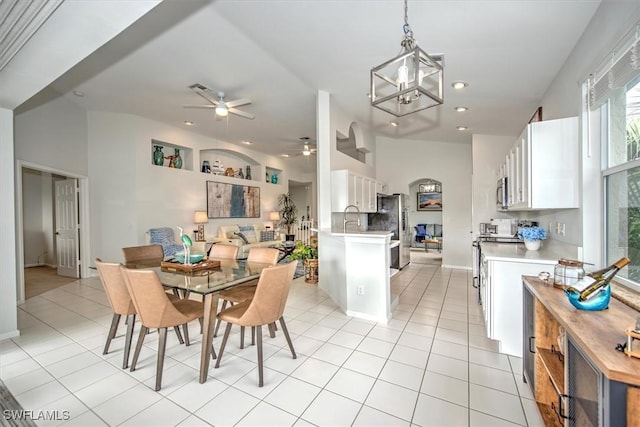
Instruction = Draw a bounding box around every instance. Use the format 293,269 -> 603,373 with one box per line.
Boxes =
496,177 -> 508,210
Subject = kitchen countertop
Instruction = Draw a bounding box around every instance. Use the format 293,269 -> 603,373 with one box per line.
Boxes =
330,230 -> 393,238
481,241 -> 640,312
480,241 -> 572,264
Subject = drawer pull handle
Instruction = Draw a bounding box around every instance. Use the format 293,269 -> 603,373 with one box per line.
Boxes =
528,336 -> 536,353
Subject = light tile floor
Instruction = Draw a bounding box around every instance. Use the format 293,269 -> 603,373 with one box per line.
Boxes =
1,263 -> 545,426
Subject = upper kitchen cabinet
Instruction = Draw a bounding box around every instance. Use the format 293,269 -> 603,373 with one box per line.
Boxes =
507,116 -> 578,211
331,169 -> 383,213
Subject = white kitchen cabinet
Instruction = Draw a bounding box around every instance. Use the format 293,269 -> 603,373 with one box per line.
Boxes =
506,116 -> 578,210
484,257 -> 556,357
331,169 -> 382,213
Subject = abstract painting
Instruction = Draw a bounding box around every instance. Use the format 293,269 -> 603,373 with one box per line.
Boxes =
207,181 -> 260,218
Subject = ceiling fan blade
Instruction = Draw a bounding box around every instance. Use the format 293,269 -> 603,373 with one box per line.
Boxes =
226,98 -> 252,108
228,108 -> 255,120
183,104 -> 216,109
189,83 -> 218,105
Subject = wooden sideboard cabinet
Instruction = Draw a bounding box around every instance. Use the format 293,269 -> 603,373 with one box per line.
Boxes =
523,276 -> 640,427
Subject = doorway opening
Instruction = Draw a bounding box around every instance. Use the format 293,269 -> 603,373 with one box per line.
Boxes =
409,178 -> 442,265
17,161 -> 90,302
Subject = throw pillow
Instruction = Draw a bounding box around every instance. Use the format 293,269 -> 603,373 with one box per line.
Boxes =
238,225 -> 257,243
260,230 -> 276,242
434,224 -> 443,238
425,224 -> 435,238
415,224 -> 426,235
233,232 -> 249,244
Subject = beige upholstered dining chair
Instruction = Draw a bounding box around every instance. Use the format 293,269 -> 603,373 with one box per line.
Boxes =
208,243 -> 239,260
95,259 -> 185,370
120,266 -> 207,391
215,261 -> 298,387
122,244 -> 164,266
213,247 -> 280,343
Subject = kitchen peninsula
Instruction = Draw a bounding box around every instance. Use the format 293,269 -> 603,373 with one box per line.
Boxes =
320,230 -> 397,323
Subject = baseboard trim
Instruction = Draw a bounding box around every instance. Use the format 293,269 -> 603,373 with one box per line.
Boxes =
0,330 -> 20,342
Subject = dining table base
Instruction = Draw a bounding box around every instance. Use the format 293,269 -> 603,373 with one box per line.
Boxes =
200,293 -> 220,383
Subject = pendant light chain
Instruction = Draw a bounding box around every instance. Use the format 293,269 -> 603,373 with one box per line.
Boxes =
403,0 -> 413,38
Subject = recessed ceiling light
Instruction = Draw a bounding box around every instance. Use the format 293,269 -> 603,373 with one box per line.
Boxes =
457,126 -> 468,131
454,106 -> 468,112
390,121 -> 398,127
451,81 -> 468,90
242,140 -> 252,145
72,90 -> 84,97
281,154 -> 290,158
184,121 -> 194,126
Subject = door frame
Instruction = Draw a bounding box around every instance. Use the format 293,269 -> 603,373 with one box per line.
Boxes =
16,160 -> 91,303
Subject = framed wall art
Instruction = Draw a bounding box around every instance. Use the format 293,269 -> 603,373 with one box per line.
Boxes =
417,192 -> 442,211
207,181 -> 260,218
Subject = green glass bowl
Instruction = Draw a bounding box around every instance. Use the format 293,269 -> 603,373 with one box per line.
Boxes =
174,253 -> 204,264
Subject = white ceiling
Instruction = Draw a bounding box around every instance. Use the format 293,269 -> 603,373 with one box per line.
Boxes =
20,0 -> 601,157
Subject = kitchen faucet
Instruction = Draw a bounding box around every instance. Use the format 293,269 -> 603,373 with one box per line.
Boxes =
343,204 -> 361,232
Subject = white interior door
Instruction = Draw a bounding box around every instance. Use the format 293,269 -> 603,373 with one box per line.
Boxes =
55,179 -> 79,278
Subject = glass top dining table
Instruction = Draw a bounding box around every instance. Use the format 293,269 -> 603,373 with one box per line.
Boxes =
125,258 -> 273,383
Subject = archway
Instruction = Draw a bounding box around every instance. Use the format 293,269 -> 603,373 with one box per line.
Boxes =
409,178 -> 442,265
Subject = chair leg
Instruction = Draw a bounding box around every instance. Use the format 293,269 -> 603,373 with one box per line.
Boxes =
130,326 -> 148,371
240,326 -> 245,349
173,326 -> 185,345
267,323 -> 276,338
256,325 -> 264,387
279,317 -> 297,359
215,323 -> 233,369
103,314 -> 121,355
251,326 -> 256,346
182,323 -> 190,346
155,327 -> 168,391
213,300 -> 228,337
122,314 -> 136,369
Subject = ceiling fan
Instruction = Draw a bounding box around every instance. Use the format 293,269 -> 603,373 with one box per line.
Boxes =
294,137 -> 316,157
183,83 -> 255,120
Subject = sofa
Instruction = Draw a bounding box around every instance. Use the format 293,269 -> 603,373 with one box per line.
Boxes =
211,223 -> 282,259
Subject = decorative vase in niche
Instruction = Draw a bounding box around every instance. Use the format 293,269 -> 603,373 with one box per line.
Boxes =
524,239 -> 541,251
271,174 -> 278,184
245,165 -> 251,180
173,149 -> 182,169
153,145 -> 164,166
201,160 -> 211,173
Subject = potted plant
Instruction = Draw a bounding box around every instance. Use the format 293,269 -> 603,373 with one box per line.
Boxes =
517,226 -> 547,251
289,241 -> 318,262
289,241 -> 319,283
278,193 -> 298,241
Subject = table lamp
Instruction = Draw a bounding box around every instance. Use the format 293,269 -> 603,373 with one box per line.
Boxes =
194,210 -> 208,241
269,211 -> 280,232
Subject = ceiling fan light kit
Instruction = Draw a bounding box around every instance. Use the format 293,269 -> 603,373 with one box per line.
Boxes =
370,0 -> 444,117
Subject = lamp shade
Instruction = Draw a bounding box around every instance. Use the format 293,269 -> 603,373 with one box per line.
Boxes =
194,210 -> 208,224
269,211 -> 280,221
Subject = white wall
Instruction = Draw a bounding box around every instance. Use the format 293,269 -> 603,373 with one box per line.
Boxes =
0,107 -> 18,339
87,111 -> 310,263
22,169 -> 49,267
15,96 -> 88,175
471,134 -> 514,233
376,137 -> 473,269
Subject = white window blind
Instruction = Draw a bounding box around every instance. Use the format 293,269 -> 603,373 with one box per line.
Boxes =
588,23 -> 640,110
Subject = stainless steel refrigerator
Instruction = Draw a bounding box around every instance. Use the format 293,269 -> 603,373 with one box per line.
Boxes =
367,193 -> 411,269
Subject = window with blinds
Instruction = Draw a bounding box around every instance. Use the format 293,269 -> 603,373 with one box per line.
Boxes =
586,21 -> 640,290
